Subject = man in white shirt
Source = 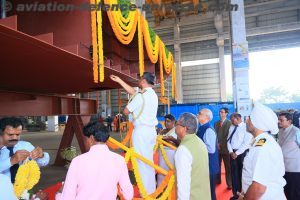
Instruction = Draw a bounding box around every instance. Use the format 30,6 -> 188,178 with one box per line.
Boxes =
0,117 -> 50,182
240,102 -> 286,200
227,113 -> 253,200
110,72 -> 158,194
174,112 -> 211,200
0,136 -> 48,200
0,136 -> 17,200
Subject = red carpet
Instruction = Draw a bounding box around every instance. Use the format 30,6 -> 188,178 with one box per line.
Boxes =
43,182 -> 62,200
216,162 -> 233,200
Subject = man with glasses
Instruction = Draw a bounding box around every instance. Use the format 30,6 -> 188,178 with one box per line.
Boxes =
196,108 -> 219,200
174,112 -> 211,200
110,72 -> 158,194
227,113 -> 252,200
214,107 -> 232,189
240,102 -> 286,200
278,112 -> 300,200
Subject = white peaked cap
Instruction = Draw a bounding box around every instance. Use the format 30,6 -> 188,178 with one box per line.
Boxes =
249,102 -> 279,135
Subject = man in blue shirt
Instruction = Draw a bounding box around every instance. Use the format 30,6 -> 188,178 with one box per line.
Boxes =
197,108 -> 219,200
0,117 -> 50,183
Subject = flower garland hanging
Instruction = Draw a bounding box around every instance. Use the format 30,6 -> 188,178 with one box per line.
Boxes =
172,63 -> 177,98
138,13 -> 144,77
91,0 -> 99,83
159,42 -> 165,97
142,17 -> 159,63
161,41 -> 173,75
14,160 -> 41,198
105,0 -> 138,45
96,0 -> 104,82
91,0 -> 105,83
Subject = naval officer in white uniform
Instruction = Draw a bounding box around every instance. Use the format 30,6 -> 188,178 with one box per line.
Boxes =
110,72 -> 158,194
239,102 -> 286,200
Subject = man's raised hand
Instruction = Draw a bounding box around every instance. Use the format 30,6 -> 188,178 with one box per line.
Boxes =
110,75 -> 121,83
10,150 -> 30,165
31,146 -> 44,160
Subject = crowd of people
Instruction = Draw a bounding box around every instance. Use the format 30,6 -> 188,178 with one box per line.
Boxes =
0,71 -> 300,200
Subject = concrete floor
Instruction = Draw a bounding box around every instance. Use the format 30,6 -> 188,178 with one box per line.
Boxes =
21,127 -> 125,192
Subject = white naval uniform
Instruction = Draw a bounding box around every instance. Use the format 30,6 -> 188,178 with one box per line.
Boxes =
242,132 -> 286,200
127,87 -> 158,194
157,127 -> 177,186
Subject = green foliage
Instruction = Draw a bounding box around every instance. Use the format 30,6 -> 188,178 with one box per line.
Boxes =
148,27 -> 156,46
165,47 -> 169,57
258,87 -> 288,103
61,146 -> 77,162
118,0 -> 130,18
258,87 -> 300,103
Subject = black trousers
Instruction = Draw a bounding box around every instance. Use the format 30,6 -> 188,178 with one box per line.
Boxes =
230,150 -> 247,199
284,172 -> 300,200
107,124 -> 112,131
210,173 -> 217,200
216,153 -> 232,188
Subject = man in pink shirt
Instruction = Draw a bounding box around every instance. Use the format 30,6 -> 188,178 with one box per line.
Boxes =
56,121 -> 133,200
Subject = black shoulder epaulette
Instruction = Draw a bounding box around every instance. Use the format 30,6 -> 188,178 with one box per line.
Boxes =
255,138 -> 266,147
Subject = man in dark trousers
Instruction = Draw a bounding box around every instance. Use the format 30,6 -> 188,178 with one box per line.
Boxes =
227,113 -> 252,200
197,108 -> 219,200
214,107 -> 232,189
278,112 -> 300,200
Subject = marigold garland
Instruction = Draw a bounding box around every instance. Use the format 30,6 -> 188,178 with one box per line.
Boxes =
124,147 -> 133,163
90,0 -> 104,83
159,144 -> 174,170
138,13 -> 144,77
142,17 -> 159,63
131,153 -> 175,200
113,134 -> 177,200
107,122 -> 133,149
161,41 -> 173,74
172,63 -> 176,98
90,0 -> 98,83
131,138 -> 177,199
131,154 -> 149,198
90,0 -> 177,99
153,137 -> 160,153
96,0 -> 105,82
14,164 -> 29,198
26,161 -> 40,190
105,0 -> 137,45
159,42 -> 165,97
131,154 -> 176,200
14,160 -> 41,198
